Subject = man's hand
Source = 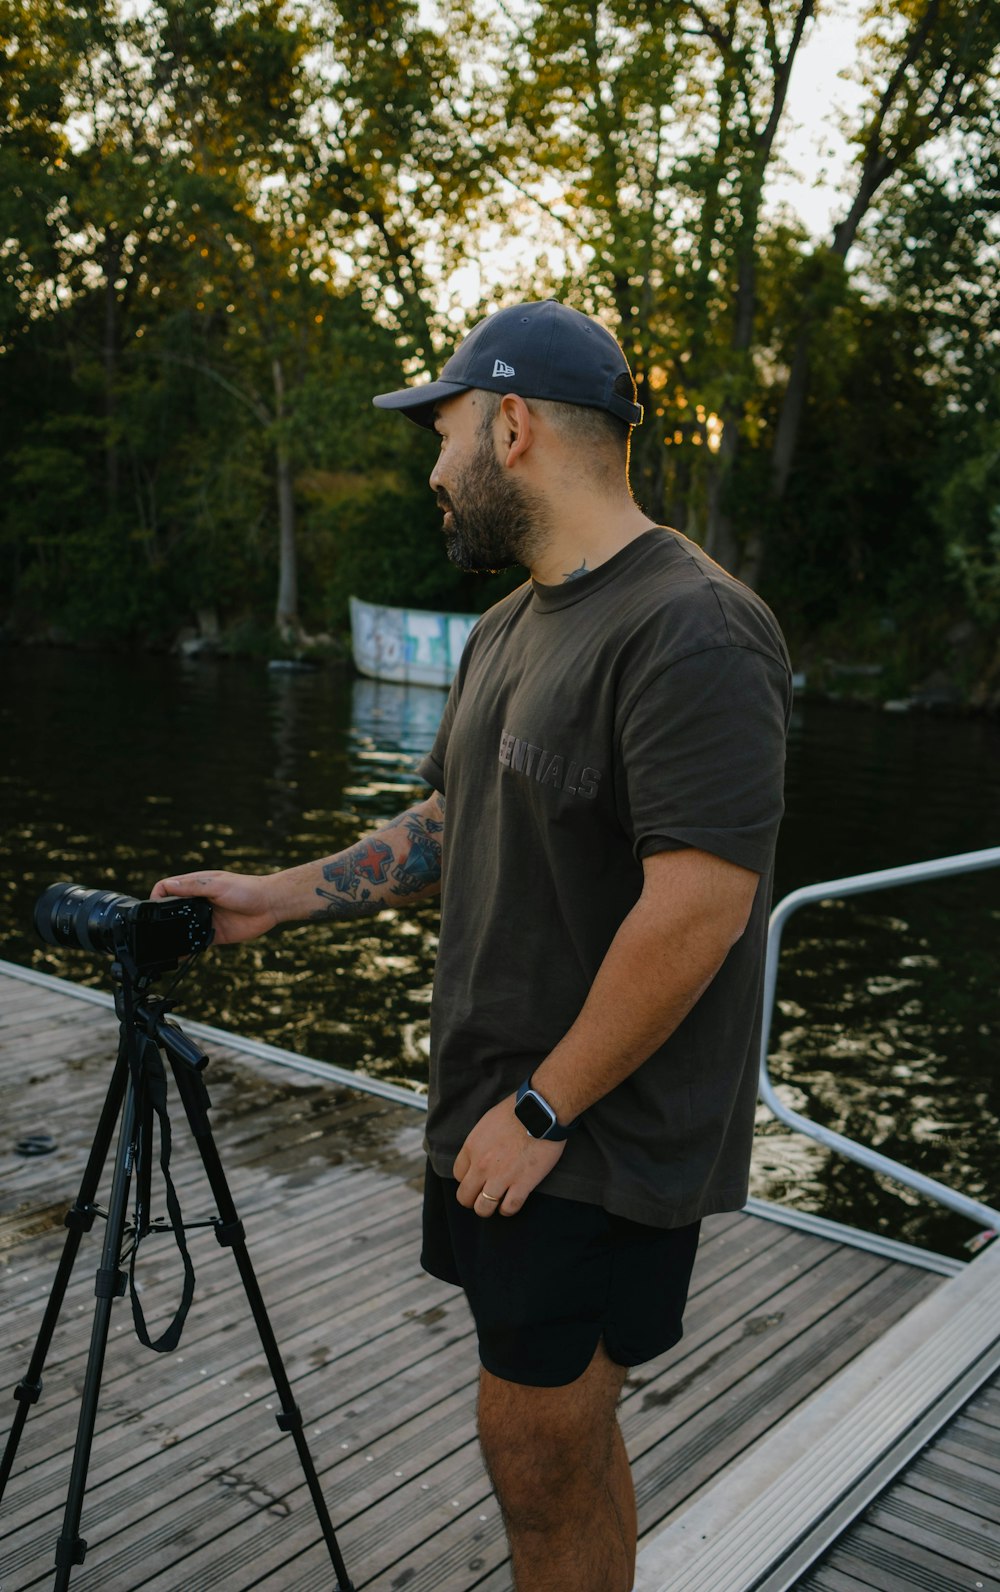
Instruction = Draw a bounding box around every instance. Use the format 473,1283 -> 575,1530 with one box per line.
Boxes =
150,870 -> 278,946
149,795 -> 445,945
453,1096 -> 566,1218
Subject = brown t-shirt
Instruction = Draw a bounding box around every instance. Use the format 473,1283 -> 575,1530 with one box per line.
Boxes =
417,527 -> 792,1227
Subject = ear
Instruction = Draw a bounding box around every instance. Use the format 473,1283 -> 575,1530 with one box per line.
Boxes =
497,393 -> 533,468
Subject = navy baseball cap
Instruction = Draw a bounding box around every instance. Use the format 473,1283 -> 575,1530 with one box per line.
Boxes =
372,300 -> 643,430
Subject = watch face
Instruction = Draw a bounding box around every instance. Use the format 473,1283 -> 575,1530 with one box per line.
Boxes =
516,1089 -> 555,1139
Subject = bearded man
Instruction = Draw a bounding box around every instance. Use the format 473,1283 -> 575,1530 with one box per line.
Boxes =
154,300 -> 792,1592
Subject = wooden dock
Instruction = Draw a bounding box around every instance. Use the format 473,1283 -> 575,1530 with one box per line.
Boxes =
0,961 -> 995,1592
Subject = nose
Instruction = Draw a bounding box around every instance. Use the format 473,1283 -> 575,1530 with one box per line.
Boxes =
429,457 -> 441,492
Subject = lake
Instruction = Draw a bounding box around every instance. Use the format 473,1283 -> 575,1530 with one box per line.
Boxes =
1,647 -> 997,1257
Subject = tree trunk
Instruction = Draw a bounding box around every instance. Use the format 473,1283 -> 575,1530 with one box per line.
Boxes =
103,232 -> 122,520
272,357 -> 299,643
705,249 -> 756,574
704,409 -> 742,573
769,331 -> 813,502
702,0 -> 816,576
769,167 -> 886,502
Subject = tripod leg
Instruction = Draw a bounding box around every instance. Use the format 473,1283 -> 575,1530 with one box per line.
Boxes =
52,1075 -> 139,1591
0,1041 -> 129,1502
169,1059 -> 355,1592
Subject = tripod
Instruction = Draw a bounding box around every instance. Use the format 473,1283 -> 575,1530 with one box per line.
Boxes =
0,955 -> 354,1591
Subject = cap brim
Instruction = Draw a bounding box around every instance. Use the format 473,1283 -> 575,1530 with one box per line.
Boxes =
371,379 -> 471,430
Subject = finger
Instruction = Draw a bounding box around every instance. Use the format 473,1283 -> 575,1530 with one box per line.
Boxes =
474,1188 -> 504,1218
452,1147 -> 471,1184
151,874 -> 200,898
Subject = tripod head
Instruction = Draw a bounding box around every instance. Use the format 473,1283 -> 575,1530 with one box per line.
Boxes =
110,957 -> 209,1075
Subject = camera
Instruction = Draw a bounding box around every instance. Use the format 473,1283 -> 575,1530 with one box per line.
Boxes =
34,882 -> 213,975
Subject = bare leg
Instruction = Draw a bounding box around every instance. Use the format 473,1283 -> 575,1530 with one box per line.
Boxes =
477,1341 -> 635,1592
609,1417 -> 638,1579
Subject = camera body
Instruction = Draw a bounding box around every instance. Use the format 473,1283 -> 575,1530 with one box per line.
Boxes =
35,882 -> 213,975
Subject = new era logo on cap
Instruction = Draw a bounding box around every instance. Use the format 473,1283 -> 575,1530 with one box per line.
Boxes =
492,359 -> 515,378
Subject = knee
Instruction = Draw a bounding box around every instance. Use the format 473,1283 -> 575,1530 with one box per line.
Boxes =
480,1422 -> 579,1528
478,1392 -> 605,1526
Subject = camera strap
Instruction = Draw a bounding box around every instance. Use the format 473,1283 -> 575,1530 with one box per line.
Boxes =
127,1031 -> 196,1353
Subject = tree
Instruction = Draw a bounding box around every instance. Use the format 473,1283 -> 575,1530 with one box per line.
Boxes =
148,0 -> 489,639
767,0 -> 1000,539
0,0 -> 487,642
862,119 -> 1000,644
0,0 -> 74,349
453,0 -> 820,556
448,0 -> 999,588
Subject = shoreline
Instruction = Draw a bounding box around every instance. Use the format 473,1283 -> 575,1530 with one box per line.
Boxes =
5,631 -> 998,718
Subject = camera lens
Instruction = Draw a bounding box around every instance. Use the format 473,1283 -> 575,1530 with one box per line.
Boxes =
34,882 -> 138,955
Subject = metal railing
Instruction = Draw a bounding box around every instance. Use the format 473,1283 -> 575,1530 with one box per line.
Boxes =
759,846 -> 1000,1232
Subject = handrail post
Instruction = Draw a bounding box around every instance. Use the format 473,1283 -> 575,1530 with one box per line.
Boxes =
758,847 -> 1000,1233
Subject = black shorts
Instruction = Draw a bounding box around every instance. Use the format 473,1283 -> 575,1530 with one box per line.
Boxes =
420,1163 -> 700,1387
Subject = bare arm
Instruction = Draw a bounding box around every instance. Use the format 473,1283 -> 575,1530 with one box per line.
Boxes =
150,791 -> 445,945
453,846 -> 760,1215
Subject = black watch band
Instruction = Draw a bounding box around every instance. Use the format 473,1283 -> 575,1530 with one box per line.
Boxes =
514,1078 -> 576,1141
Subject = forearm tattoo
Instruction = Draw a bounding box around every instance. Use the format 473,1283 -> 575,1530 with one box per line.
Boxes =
311,796 -> 445,920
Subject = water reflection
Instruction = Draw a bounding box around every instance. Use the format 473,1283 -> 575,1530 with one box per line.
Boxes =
350,675 -> 451,751
1,649 -> 998,1255
345,678 -> 448,811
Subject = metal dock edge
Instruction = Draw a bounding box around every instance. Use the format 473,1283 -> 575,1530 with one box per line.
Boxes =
634,1235 -> 1000,1591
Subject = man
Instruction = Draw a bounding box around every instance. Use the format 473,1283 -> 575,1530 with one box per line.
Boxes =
153,300 -> 791,1592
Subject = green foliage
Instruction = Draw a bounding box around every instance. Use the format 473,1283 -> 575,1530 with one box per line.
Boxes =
0,0 -> 490,642
940,411 -> 1000,627
863,133 -> 1000,635
763,295 -> 944,623
0,0 -> 997,695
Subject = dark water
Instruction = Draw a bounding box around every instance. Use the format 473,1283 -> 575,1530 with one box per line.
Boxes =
1,648 -> 997,1256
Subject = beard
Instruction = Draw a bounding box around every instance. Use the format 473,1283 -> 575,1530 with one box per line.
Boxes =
437,432 -> 550,574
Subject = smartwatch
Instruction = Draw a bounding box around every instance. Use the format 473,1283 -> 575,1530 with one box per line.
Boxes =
514,1077 -> 576,1141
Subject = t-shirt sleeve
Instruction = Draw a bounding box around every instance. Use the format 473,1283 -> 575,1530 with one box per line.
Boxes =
620,645 -> 790,874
